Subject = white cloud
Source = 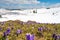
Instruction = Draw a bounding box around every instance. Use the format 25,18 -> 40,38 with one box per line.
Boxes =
0,0 -> 60,9
3,0 -> 40,4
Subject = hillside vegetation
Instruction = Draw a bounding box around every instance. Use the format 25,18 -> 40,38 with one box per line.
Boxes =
0,20 -> 60,40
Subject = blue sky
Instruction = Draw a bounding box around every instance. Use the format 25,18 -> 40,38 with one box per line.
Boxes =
0,0 -> 60,9
38,0 -> 60,3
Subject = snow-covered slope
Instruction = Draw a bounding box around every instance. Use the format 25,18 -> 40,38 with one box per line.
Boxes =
0,7 -> 60,23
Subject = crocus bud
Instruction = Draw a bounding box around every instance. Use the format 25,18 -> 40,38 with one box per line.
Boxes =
26,33 -> 34,40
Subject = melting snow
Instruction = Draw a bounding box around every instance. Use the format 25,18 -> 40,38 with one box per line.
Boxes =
0,7 -> 60,23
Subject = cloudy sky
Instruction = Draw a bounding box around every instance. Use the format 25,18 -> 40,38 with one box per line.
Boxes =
0,0 -> 60,9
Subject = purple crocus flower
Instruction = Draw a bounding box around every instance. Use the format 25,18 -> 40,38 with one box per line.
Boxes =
6,28 -> 10,34
54,36 -> 57,40
38,27 -> 43,31
16,29 -> 22,36
3,32 -> 7,37
52,34 -> 56,38
57,35 -> 60,40
52,34 -> 57,40
57,36 -> 60,38
26,33 -> 30,40
16,29 -> 22,34
26,33 -> 34,40
0,28 -> 2,31
3,28 -> 10,37
30,34 -> 34,40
